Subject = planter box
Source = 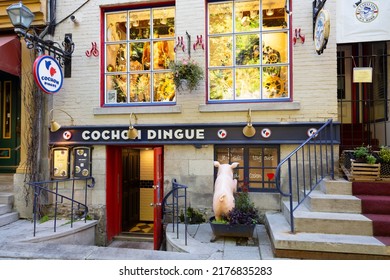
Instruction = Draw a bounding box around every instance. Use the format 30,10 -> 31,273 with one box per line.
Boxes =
342,161 -> 381,181
209,217 -> 256,238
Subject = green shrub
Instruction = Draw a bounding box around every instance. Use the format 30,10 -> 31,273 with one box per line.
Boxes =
379,146 -> 390,163
179,207 -> 206,224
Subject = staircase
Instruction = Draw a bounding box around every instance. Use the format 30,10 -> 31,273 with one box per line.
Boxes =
266,178 -> 390,259
0,174 -> 19,227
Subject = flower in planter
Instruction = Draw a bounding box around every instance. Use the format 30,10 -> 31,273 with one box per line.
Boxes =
169,58 -> 204,91
353,145 -> 378,164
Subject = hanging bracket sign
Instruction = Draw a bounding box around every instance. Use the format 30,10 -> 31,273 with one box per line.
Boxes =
33,55 -> 64,94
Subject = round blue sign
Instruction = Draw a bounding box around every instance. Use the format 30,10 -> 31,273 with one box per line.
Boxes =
33,55 -> 64,94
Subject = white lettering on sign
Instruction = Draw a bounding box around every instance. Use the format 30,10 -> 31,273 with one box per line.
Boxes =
82,130 -> 130,141
250,173 -> 262,179
147,129 -> 205,140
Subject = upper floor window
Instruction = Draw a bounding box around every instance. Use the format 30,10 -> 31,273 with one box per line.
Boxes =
104,7 -> 175,105
207,0 -> 290,102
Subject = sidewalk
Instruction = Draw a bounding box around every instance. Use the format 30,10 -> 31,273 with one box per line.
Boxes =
0,219 -> 277,260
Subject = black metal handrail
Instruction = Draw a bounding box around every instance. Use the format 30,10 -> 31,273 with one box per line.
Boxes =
27,177 -> 95,236
162,178 -> 188,245
275,119 -> 335,233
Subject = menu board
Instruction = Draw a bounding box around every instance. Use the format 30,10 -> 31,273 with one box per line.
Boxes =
51,147 -> 70,179
73,147 -> 91,178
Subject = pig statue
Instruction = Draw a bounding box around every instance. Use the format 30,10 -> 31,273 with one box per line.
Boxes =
212,161 -> 239,221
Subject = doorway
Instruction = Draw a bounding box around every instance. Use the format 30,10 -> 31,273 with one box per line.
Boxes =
106,146 -> 164,249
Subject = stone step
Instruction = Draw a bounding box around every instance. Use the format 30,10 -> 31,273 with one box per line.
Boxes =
320,178 -> 352,195
283,201 -> 372,235
0,212 -> 19,227
265,212 -> 390,259
0,193 -> 14,205
0,204 -> 12,215
304,190 -> 361,213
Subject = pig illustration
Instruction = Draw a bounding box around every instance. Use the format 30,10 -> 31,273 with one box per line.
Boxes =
212,161 -> 239,221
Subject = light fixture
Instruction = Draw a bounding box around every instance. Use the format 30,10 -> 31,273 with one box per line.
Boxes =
266,9 -> 274,16
242,109 -> 256,138
128,113 -> 138,139
6,2 -> 75,68
49,109 -> 74,132
6,1 -> 34,30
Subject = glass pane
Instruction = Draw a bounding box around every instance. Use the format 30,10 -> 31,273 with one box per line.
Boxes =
129,10 -> 150,40
129,42 -> 149,70
230,148 -> 244,166
106,44 -> 121,72
236,67 -> 260,99
249,148 -> 262,167
106,75 -> 128,103
209,69 -> 233,100
153,40 -> 175,69
262,0 -> 288,30
216,148 -> 230,164
113,44 -> 127,72
130,73 -> 150,102
235,0 -> 260,32
153,72 -> 175,101
263,65 -> 288,98
264,147 -> 278,167
262,32 -> 288,64
249,168 -> 262,181
209,2 -> 232,34
236,34 -> 260,65
106,12 -> 127,41
153,8 -> 175,38
264,168 -> 276,189
209,36 -> 233,67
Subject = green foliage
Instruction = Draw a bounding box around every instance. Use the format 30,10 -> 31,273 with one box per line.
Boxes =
180,207 -> 206,224
228,192 -> 260,225
169,58 -> 204,91
353,145 -> 377,164
39,215 -> 50,224
379,146 -> 390,163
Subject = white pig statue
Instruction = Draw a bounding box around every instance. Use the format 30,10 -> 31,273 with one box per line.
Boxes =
212,161 -> 239,221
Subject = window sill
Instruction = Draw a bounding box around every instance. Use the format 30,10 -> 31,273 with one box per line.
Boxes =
198,101 -> 301,112
93,105 -> 182,115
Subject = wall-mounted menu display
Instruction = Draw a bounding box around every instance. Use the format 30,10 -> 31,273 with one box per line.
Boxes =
51,147 -> 70,179
73,147 -> 92,178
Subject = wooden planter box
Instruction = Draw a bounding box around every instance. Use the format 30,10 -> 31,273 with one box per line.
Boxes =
209,217 -> 256,238
342,161 -> 381,181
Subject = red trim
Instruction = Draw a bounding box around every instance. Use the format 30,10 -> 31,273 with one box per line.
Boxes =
288,0 -> 293,101
106,146 -> 122,243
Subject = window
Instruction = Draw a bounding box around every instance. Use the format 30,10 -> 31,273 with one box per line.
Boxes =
104,7 -> 176,105
207,0 -> 289,102
215,145 -> 279,192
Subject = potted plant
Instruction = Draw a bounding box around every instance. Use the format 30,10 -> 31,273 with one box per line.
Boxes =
210,186 -> 260,239
378,146 -> 390,177
169,57 -> 204,91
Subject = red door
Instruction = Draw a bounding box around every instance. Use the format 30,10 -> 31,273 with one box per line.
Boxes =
153,147 -> 164,250
106,146 -> 122,243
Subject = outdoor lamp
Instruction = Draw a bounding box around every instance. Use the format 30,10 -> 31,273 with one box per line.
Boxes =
6,2 -> 35,31
49,109 -> 74,132
242,109 -> 256,138
128,113 -> 138,139
7,2 -> 75,75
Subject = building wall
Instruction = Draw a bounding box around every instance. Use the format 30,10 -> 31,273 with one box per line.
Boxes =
21,0 -> 338,244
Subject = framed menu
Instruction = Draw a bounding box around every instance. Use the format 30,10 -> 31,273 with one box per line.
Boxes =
73,146 -> 92,178
51,147 -> 70,179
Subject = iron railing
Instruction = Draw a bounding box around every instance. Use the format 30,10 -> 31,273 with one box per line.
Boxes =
27,177 -> 95,236
162,178 -> 188,245
275,119 -> 335,233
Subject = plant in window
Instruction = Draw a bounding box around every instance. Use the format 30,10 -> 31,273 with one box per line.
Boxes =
169,58 -> 204,91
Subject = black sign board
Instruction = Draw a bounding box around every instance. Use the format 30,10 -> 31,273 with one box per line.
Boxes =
73,147 -> 92,178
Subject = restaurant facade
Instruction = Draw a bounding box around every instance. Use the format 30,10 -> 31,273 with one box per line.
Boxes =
2,0 -> 389,248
